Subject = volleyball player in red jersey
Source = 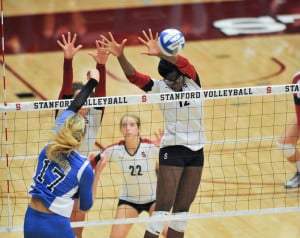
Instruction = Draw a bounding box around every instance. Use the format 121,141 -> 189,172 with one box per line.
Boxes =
56,32 -> 109,237
100,29 -> 205,238
278,71 -> 300,188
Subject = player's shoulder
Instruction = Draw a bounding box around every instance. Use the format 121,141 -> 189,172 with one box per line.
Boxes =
104,140 -> 125,151
140,138 -> 157,147
70,152 -> 93,176
140,138 -> 152,143
69,150 -> 89,168
88,107 -> 104,116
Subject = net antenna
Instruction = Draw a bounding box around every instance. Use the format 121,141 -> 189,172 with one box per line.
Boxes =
0,0 -> 13,232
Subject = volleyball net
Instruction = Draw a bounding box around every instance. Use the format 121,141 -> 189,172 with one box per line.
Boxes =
1,84 -> 300,232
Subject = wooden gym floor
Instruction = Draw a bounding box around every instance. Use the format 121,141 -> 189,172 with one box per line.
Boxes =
1,0 -> 300,237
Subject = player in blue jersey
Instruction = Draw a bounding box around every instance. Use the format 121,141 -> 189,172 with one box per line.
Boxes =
278,71 -> 300,188
23,69 -> 105,238
100,29 -> 205,238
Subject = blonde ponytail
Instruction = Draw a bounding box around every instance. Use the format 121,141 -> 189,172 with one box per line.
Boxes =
46,114 -> 86,169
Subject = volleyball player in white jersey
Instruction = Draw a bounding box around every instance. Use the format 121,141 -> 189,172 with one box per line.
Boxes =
56,32 -> 109,237
56,32 -> 108,157
90,114 -> 167,238
100,29 -> 205,238
278,71 -> 300,188
24,69 -> 104,238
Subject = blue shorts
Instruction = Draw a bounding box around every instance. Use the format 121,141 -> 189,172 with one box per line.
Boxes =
23,206 -> 74,238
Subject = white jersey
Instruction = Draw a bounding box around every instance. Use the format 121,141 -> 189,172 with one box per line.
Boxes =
102,138 -> 158,204
56,107 -> 103,157
151,77 -> 206,151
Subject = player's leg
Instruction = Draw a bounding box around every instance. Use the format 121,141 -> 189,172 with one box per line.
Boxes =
149,202 -> 168,238
144,165 -> 184,238
278,119 -> 300,188
168,166 -> 203,238
70,199 -> 85,238
167,148 -> 204,238
278,118 -> 300,161
109,203 -> 138,238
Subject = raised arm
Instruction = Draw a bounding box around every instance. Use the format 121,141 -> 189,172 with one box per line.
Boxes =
88,40 -> 110,99
68,69 -> 99,113
100,32 -> 154,90
100,32 -> 136,77
55,69 -> 100,131
57,32 -> 83,99
138,29 -> 178,64
138,29 -> 198,81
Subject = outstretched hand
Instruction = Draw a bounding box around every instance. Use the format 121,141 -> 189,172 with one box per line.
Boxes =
57,32 -> 83,59
88,40 -> 110,65
99,32 -> 127,58
138,29 -> 161,56
152,128 -> 164,147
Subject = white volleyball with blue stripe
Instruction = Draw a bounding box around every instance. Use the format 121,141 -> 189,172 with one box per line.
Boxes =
158,28 -> 185,56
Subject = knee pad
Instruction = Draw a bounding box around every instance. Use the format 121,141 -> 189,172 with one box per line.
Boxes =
169,212 -> 188,233
146,211 -> 169,235
277,142 -> 296,158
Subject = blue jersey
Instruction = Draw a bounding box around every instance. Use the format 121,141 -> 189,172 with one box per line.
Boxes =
29,110 -> 94,217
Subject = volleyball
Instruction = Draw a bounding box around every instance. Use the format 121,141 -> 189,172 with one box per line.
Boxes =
158,28 -> 185,56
